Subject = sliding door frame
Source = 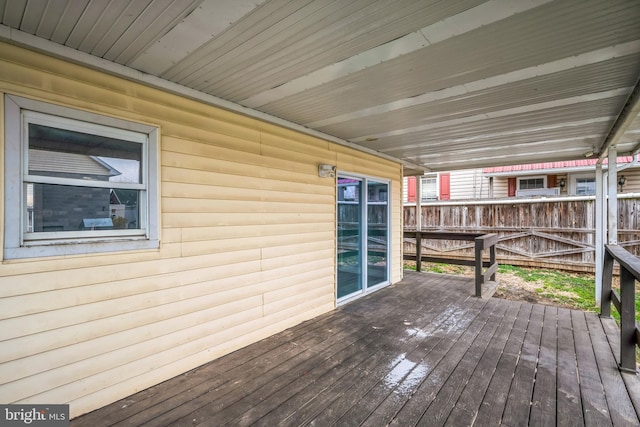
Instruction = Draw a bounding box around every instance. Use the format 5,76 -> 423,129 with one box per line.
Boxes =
336,172 -> 391,305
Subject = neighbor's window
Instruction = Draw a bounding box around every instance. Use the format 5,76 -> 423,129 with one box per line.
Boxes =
420,174 -> 437,201
571,174 -> 596,196
4,95 -> 159,259
518,176 -> 545,190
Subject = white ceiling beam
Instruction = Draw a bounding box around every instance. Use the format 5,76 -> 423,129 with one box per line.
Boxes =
351,89 -> 630,143
306,41 -> 640,129
378,117 -> 613,153
597,75 -> 640,160
421,146 -> 591,169
396,133 -> 607,157
240,0 -> 552,108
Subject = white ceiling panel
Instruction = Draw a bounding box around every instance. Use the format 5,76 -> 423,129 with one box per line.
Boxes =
129,0 -> 268,74
1,0 -> 639,173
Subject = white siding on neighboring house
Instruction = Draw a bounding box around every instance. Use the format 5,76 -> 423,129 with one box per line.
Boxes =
449,169 -> 491,200
403,169 -> 492,203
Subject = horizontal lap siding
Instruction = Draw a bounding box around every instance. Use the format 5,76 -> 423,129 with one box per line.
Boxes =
0,43 -> 402,417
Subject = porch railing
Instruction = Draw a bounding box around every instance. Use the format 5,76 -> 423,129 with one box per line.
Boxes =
403,231 -> 498,297
601,244 -> 640,373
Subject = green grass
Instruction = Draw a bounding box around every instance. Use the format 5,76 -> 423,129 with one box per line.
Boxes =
405,261 -> 640,323
498,264 -> 598,312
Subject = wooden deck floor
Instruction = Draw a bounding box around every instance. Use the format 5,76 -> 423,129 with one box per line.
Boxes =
72,271 -> 640,426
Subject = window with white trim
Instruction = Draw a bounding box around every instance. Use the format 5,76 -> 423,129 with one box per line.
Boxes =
4,95 -> 159,259
517,176 -> 546,190
420,174 -> 437,201
570,173 -> 596,196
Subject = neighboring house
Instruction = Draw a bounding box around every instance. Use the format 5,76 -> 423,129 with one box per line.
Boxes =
484,156 -> 640,197
404,156 -> 640,203
28,149 -> 122,232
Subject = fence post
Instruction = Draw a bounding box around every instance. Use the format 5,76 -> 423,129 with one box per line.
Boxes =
474,238 -> 482,297
415,231 -> 422,273
600,246 -> 613,318
489,243 -> 496,282
619,267 -> 637,372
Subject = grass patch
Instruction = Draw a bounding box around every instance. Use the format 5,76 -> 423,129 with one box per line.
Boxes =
498,264 -> 598,312
405,261 -> 640,323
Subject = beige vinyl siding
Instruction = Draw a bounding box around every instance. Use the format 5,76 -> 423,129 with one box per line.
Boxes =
618,168 -> 640,194
492,176 -> 510,198
449,169 -> 492,200
0,42 -> 402,417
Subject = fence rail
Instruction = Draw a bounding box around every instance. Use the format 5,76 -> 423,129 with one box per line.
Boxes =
600,244 -> 640,372
404,197 -> 640,272
403,231 -> 498,297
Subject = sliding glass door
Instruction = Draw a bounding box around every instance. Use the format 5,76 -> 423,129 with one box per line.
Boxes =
367,180 -> 389,288
337,175 -> 389,301
337,177 -> 362,298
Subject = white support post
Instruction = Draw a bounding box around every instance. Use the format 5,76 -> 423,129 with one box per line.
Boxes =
415,175 -> 422,231
607,147 -> 618,244
595,164 -> 604,304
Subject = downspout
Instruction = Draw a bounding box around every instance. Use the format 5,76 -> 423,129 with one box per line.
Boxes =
608,147 -> 618,245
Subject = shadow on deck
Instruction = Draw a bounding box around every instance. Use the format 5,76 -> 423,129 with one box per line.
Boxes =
73,271 -> 640,426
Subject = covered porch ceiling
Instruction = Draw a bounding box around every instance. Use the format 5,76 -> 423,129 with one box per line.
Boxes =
1,0 -> 640,175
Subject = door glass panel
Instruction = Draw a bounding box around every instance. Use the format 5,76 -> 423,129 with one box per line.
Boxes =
337,177 -> 362,298
367,180 -> 388,287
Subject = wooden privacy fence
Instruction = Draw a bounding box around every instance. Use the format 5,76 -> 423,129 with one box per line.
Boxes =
404,196 -> 640,272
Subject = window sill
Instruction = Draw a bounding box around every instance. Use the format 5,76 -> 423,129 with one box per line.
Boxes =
3,239 -> 160,260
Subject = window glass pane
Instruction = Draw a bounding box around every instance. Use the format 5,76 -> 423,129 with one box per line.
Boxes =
421,176 -> 437,201
27,183 -> 140,232
28,123 -> 142,184
367,181 -> 388,287
337,177 -> 362,298
519,178 -> 544,190
576,178 -> 596,195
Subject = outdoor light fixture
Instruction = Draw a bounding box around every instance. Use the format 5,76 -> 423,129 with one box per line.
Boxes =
318,163 -> 336,178
558,178 -> 566,189
618,175 -> 626,192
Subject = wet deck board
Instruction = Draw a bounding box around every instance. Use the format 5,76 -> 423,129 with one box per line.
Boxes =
72,271 -> 640,426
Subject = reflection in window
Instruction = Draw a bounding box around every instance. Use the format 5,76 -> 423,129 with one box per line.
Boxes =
421,175 -> 437,201
575,177 -> 596,195
24,113 -> 146,238
519,178 -> 545,190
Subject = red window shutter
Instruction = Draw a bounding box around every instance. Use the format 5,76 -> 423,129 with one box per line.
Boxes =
407,176 -> 416,202
439,173 -> 450,200
508,177 -> 516,197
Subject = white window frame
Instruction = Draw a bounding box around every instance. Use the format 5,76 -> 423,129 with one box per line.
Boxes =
420,174 -> 438,202
4,95 -> 160,259
570,172 -> 596,196
517,175 -> 547,190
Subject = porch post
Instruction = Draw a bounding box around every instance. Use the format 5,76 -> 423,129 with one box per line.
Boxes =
607,147 -> 618,245
415,175 -> 422,231
595,164 -> 604,304
415,175 -> 422,272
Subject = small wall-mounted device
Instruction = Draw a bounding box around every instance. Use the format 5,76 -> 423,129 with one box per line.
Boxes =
318,164 -> 336,178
